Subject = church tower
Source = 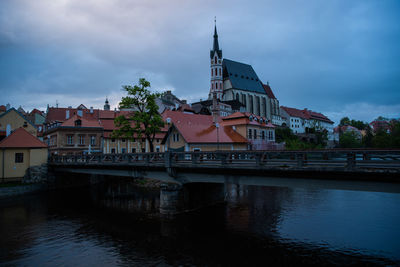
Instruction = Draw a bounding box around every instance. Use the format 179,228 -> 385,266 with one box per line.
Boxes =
104,97 -> 110,111
209,20 -> 223,100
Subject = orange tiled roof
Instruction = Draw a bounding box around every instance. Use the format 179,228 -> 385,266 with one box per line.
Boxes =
162,110 -> 248,144
0,128 -> 47,148
60,114 -> 102,128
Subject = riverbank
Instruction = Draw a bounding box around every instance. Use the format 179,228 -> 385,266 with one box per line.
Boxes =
0,183 -> 47,199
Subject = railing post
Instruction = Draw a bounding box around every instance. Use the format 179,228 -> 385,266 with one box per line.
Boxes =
220,152 -> 227,165
255,153 -> 261,166
346,152 -> 355,170
297,153 -> 304,168
192,152 -> 198,164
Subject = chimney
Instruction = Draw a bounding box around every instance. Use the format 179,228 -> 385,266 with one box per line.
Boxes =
182,100 -> 187,104
90,106 -> 93,113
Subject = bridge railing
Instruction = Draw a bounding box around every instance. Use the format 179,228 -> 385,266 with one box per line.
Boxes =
49,150 -> 400,171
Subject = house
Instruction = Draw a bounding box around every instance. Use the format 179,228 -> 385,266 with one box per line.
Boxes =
155,90 -> 185,114
221,112 -> 277,150
43,114 -> 103,155
0,108 -> 37,141
333,125 -> 363,143
100,110 -> 167,154
0,128 -> 48,182
162,110 -> 248,152
280,106 -> 334,137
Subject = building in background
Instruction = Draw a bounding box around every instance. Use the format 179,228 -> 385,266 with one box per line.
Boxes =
0,108 -> 37,141
0,128 -> 48,182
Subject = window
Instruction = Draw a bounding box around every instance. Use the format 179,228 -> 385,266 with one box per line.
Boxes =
248,129 -> 252,139
193,148 -> 201,152
262,131 -> 265,140
67,135 -> 74,145
156,146 -> 160,152
111,148 -> 116,154
142,148 -> 145,153
156,139 -> 160,143
15,153 -> 23,163
254,129 -> 257,140
142,138 -> 145,142
79,135 -> 85,145
219,68 -> 221,76
121,148 -> 126,153
132,148 -> 136,153
215,68 -> 217,76
90,136 -> 96,146
75,119 -> 81,127
111,138 -> 115,142
176,134 -> 179,142
215,56 -> 217,63
77,110 -> 83,117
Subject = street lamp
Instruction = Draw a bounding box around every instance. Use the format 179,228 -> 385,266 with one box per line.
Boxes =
215,122 -> 220,151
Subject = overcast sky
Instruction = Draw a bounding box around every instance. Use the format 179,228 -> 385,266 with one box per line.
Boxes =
0,0 -> 399,124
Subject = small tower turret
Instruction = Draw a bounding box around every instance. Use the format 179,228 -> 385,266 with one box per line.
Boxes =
104,97 -> 110,111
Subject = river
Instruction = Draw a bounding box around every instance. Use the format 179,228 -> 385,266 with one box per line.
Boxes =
0,183 -> 399,266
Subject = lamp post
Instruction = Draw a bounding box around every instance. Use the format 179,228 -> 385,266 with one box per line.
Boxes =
216,122 -> 220,151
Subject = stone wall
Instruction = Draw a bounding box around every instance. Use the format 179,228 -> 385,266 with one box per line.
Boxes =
23,164 -> 48,184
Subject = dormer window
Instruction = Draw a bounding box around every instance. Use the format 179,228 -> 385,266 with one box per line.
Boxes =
75,119 -> 82,127
23,121 -> 28,128
77,110 -> 83,117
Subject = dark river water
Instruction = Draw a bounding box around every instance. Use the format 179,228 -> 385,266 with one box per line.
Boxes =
0,183 -> 399,266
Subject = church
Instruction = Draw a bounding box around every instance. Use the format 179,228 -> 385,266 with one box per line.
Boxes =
207,23 -> 283,126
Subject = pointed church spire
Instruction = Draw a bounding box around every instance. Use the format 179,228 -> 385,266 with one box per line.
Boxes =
210,18 -> 222,59
213,17 -> 219,52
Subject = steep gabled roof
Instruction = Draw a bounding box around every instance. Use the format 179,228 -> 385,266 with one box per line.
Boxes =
0,127 -> 47,148
223,59 -> 265,94
0,108 -> 37,129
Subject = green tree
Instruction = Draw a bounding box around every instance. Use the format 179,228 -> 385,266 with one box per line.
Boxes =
339,131 -> 361,148
362,125 -> 374,148
390,121 -> 400,148
113,78 -> 164,152
340,117 -> 351,126
275,127 -> 297,143
372,130 -> 391,148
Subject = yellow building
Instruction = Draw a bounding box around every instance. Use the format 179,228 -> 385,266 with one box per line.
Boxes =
0,128 -> 48,182
0,108 -> 37,141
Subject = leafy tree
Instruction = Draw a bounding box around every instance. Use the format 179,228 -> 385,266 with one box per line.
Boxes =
372,130 -> 391,148
275,127 -> 297,143
362,125 -> 374,148
339,131 -> 361,148
390,121 -> 400,148
113,78 -> 164,152
340,117 -> 351,126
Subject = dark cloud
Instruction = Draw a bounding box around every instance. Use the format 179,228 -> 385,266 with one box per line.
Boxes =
0,0 -> 399,123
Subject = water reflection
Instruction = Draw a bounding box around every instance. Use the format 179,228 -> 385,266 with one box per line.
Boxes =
0,183 -> 399,266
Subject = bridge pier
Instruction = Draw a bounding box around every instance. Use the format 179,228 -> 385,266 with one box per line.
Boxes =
160,182 -> 225,217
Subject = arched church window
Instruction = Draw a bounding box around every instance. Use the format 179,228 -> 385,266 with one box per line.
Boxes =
219,68 -> 221,76
215,68 -> 217,76
232,92 -> 235,99
242,95 -> 246,107
236,93 -> 239,101
215,56 -> 217,63
250,95 -> 253,113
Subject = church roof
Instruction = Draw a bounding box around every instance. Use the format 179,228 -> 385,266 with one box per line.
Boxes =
262,83 -> 276,99
223,59 -> 265,94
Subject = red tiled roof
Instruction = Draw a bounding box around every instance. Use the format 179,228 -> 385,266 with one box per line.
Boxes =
61,115 -> 102,128
162,110 -> 248,144
0,105 -> 6,112
0,128 -> 47,148
30,108 -> 44,116
281,106 -> 333,124
262,84 -> 276,99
